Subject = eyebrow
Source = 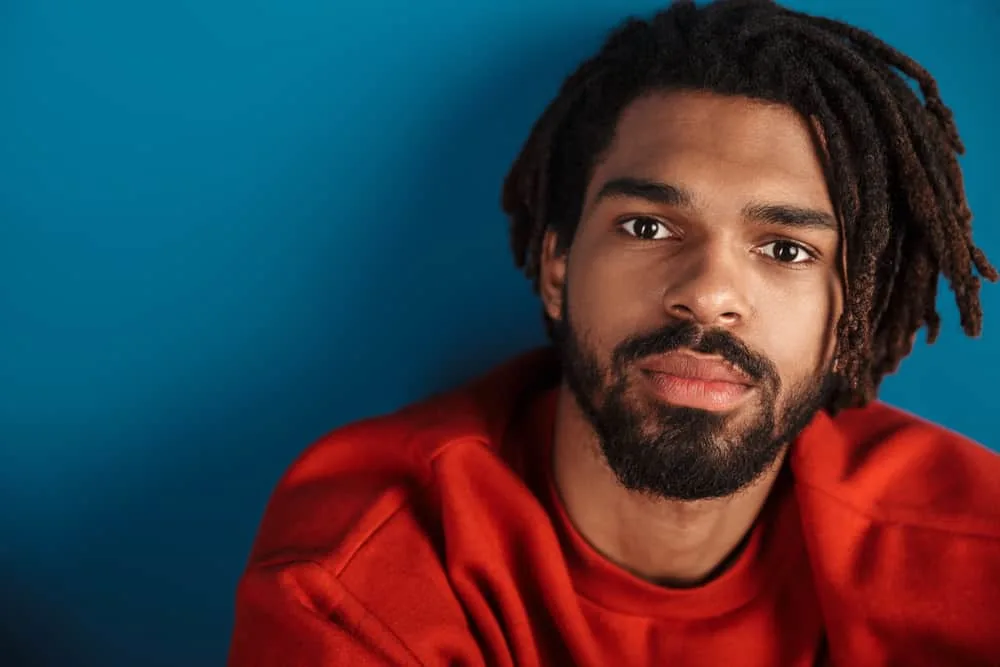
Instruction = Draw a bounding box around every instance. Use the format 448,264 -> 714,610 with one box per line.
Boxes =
742,202 -> 838,231
594,176 -> 837,231
595,177 -> 696,208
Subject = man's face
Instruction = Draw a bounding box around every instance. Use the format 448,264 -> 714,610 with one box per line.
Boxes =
541,91 -> 844,501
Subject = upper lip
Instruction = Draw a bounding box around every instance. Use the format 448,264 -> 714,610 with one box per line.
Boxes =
639,352 -> 754,385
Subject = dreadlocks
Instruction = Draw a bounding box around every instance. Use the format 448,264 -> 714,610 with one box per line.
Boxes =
501,0 -> 996,411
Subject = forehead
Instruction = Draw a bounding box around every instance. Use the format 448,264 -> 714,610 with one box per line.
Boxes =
587,90 -> 833,209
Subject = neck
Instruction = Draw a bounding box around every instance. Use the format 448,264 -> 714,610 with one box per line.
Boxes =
551,384 -> 786,587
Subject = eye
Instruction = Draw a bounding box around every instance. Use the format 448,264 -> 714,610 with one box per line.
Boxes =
618,216 -> 674,240
757,240 -> 815,264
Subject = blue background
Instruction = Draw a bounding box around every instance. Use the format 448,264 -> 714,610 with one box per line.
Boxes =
2,0 -> 997,664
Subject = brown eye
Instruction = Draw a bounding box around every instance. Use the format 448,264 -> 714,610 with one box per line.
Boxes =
759,240 -> 813,264
619,217 -> 673,240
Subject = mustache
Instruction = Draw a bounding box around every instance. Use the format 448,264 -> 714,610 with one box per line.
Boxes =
613,321 -> 775,383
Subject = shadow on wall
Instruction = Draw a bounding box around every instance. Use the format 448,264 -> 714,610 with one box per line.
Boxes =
6,18 -> 616,667
1,575 -> 101,667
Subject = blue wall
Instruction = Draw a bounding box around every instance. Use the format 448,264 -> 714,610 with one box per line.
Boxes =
2,1 -> 997,664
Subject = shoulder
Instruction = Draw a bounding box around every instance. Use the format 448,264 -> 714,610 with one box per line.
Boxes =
791,401 -> 1000,536
231,402 -> 499,665
244,401 -> 471,571
790,403 -> 1000,657
244,348 -> 559,569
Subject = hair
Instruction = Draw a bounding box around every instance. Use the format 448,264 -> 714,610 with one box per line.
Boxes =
501,0 -> 996,411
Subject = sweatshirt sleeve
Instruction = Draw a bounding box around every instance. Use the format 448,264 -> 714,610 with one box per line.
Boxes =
228,560 -> 424,667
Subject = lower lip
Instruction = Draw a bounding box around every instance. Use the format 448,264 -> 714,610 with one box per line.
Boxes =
641,371 -> 753,411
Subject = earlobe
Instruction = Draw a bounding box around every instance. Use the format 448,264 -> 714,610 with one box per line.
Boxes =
539,228 -> 568,322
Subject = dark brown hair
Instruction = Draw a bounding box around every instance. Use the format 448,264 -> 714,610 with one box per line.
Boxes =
502,0 -> 996,411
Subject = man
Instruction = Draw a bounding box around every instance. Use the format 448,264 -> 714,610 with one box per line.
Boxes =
229,1 -> 1000,665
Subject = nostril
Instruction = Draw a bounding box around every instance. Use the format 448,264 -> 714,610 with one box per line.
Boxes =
668,304 -> 696,319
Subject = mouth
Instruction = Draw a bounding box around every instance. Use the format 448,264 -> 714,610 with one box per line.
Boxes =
637,353 -> 756,411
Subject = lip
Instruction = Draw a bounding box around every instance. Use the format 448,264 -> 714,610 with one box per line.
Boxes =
638,353 -> 755,411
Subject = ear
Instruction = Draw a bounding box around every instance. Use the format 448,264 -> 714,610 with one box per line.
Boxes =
539,228 -> 568,323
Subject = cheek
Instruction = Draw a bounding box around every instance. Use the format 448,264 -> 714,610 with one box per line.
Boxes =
566,245 -> 659,359
759,277 -> 841,387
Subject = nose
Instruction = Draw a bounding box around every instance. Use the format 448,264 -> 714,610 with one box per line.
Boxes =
663,245 -> 752,328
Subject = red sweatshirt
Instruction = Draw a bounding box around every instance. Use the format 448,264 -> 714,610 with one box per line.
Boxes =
229,349 -> 1000,666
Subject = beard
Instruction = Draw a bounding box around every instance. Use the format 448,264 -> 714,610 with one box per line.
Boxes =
554,307 -> 835,501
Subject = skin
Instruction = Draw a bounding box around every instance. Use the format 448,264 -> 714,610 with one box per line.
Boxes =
538,90 -> 845,586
